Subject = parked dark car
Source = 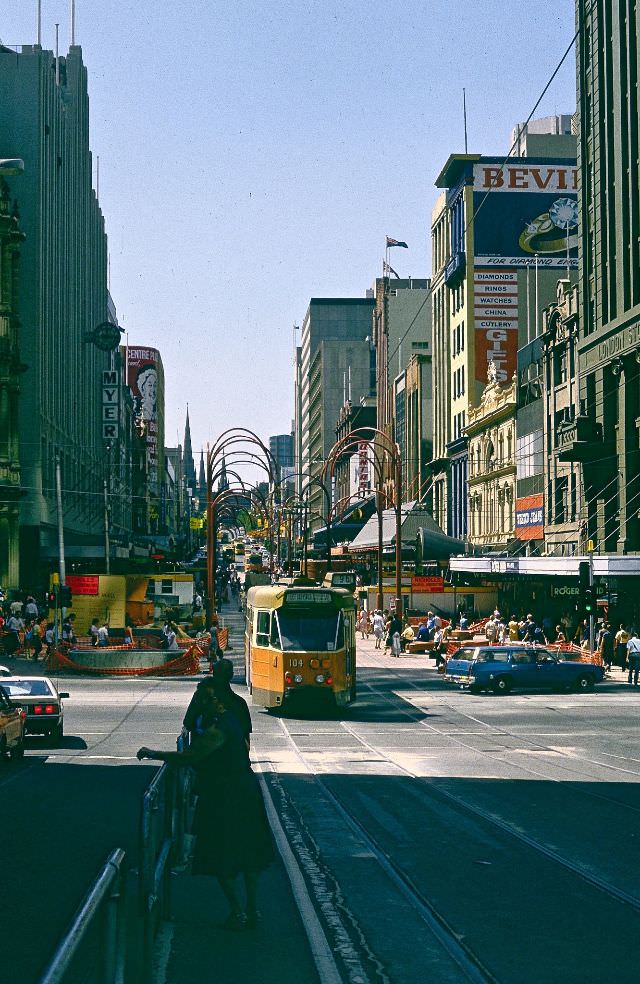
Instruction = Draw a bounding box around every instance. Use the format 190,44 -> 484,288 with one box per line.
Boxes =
444,645 -> 604,694
0,676 -> 69,743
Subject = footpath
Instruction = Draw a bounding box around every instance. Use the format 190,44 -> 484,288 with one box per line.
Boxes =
152,597 -> 322,984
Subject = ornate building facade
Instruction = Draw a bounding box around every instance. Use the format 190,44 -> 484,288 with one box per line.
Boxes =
541,280 -> 584,555
467,367 -> 517,551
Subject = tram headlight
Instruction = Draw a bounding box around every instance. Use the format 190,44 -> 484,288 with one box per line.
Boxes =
294,673 -> 303,684
314,673 -> 325,684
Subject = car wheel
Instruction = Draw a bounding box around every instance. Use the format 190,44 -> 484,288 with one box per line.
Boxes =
9,737 -> 24,761
492,676 -> 512,695
576,673 -> 594,692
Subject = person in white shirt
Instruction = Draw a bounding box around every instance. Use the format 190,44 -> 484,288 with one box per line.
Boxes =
372,611 -> 385,650
97,623 -> 109,647
626,629 -> 640,687
166,623 -> 179,652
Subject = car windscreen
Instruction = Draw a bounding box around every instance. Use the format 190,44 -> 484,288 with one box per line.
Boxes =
275,611 -> 344,652
1,679 -> 53,697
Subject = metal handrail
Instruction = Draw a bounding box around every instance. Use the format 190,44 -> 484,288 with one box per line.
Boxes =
139,739 -> 196,983
40,848 -> 126,984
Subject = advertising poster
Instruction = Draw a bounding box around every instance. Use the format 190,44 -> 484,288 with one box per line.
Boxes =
515,493 -> 544,540
127,347 -> 163,492
473,160 -> 578,268
474,268 -> 519,385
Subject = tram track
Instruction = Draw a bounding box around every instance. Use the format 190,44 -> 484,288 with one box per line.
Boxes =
346,677 -> 640,911
266,700 -> 640,983
360,671 -> 640,811
272,715 -> 499,984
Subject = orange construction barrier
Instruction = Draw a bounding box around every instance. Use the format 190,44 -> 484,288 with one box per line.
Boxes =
45,642 -> 201,676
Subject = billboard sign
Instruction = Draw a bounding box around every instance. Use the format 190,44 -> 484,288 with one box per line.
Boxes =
473,160 -> 578,268
128,347 -> 162,492
474,268 -> 519,385
515,493 -> 544,540
411,575 -> 445,593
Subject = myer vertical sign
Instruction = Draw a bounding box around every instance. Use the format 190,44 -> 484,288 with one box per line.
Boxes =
102,370 -> 119,443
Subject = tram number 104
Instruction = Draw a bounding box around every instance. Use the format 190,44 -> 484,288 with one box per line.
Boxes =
288,658 -> 304,668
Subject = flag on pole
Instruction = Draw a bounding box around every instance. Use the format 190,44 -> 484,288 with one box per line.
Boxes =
386,236 -> 408,248
383,260 -> 400,279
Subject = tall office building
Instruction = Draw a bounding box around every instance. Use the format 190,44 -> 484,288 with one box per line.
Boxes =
575,2 -> 640,552
0,42 -> 116,580
430,122 -> 576,543
296,298 -> 375,529
372,278 -> 432,503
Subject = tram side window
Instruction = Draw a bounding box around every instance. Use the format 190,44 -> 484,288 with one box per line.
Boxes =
270,612 -> 281,648
256,610 -> 271,647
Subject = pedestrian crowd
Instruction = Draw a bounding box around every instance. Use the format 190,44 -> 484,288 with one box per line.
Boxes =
356,603 -> 640,686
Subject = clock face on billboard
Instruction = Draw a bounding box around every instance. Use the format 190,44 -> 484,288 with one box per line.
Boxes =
88,322 -> 122,351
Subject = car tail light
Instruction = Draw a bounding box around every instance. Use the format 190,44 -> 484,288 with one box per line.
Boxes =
285,672 -> 294,686
34,704 -> 43,714
45,704 -> 57,715
19,709 -> 27,722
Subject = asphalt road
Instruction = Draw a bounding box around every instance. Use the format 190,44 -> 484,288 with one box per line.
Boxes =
3,639 -> 640,984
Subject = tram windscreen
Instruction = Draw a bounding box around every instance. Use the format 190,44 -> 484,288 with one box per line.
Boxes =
276,612 -> 344,652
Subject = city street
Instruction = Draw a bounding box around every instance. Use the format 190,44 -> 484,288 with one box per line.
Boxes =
4,637 -> 640,983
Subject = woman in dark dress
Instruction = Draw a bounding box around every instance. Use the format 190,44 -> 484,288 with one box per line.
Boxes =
137,681 -> 273,930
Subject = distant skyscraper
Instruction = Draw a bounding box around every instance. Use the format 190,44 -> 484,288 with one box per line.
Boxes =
296,297 -> 375,528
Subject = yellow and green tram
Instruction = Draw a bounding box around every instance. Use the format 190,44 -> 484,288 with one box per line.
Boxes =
245,583 -> 356,710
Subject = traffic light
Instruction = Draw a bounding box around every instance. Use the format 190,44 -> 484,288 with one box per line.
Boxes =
59,585 -> 72,607
578,561 -> 590,614
584,587 -> 595,614
46,589 -> 57,608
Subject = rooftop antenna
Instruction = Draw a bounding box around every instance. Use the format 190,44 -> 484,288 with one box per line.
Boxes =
36,0 -> 42,45
463,88 -> 468,154
70,0 -> 76,46
55,23 -> 60,85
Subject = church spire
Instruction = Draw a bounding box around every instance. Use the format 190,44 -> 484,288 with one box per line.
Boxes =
183,405 -> 196,492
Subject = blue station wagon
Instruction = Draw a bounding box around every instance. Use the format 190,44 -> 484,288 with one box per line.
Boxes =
444,645 -> 605,695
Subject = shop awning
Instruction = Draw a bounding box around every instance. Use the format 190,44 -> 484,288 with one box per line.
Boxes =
450,555 -> 640,577
348,501 -> 425,553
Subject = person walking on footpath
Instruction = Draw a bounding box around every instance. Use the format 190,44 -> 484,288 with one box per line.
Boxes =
372,611 -> 384,650
138,678 -> 273,930
627,629 -> 640,687
598,622 -> 614,672
615,624 -> 630,671
358,609 -> 369,640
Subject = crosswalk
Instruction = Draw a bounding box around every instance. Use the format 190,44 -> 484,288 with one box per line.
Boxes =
218,599 -> 247,683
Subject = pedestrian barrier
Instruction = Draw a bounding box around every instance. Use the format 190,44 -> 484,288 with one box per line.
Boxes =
45,644 -> 201,676
39,848 -> 127,984
139,749 -> 195,983
40,738 -> 196,984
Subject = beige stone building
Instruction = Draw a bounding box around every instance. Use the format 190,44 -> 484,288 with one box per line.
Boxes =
467,368 -> 517,550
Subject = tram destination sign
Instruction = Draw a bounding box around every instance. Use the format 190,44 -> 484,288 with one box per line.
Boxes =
286,591 -> 332,605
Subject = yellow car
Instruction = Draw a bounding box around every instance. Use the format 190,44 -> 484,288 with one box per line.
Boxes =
0,684 -> 25,760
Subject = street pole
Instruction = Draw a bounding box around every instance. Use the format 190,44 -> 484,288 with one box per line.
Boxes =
394,452 -> 403,620
588,540 -> 594,659
303,497 -> 308,578
376,487 -> 384,612
103,479 -> 111,575
55,456 -> 66,641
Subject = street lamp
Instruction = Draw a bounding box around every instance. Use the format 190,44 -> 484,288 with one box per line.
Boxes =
325,427 -> 404,618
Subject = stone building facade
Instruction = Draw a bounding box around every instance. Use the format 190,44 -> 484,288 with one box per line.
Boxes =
541,280 -> 584,555
576,2 -> 640,553
467,368 -> 517,551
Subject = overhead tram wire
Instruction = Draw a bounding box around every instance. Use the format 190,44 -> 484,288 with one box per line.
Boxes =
385,4 -> 593,388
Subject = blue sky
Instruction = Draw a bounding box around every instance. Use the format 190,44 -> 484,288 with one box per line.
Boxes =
2,0 -> 576,465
